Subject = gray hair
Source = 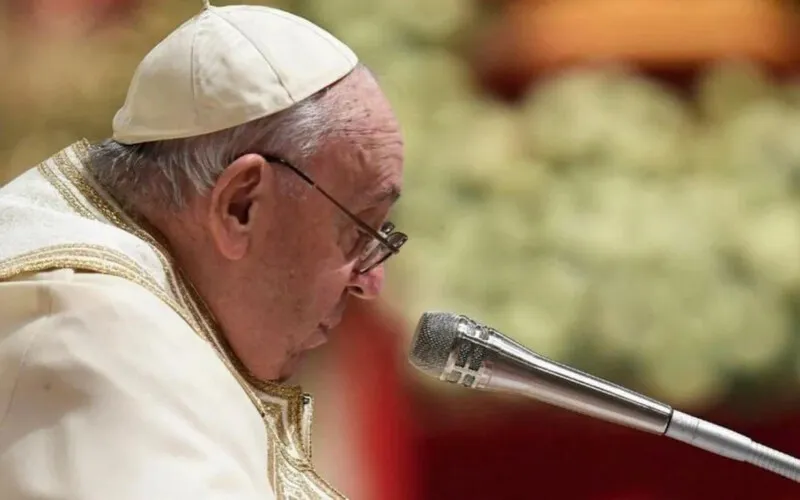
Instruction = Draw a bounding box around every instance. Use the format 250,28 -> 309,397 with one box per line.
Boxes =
87,88 -> 341,211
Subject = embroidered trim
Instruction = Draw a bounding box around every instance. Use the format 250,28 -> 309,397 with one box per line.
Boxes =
2,141 -> 346,500
0,244 -> 195,337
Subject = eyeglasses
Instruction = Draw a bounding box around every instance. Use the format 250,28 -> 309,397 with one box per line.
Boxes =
260,155 -> 408,274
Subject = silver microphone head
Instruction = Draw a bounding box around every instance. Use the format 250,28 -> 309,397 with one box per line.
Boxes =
408,311 -> 465,378
408,310 -> 675,434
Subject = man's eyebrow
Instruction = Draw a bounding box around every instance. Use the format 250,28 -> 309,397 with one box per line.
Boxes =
375,185 -> 402,205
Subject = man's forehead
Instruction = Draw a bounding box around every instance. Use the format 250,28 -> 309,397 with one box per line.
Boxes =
347,142 -> 403,208
322,161 -> 401,214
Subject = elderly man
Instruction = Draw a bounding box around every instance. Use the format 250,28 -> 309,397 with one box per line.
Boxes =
0,3 -> 405,500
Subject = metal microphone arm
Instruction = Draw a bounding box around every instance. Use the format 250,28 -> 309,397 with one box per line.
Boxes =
409,312 -> 800,484
666,411 -> 800,483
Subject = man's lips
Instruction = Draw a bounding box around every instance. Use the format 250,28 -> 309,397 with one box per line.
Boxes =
301,326 -> 329,351
320,309 -> 345,333
305,318 -> 340,350
306,302 -> 347,350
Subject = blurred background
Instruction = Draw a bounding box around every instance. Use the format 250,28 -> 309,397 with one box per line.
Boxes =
2,0 -> 800,498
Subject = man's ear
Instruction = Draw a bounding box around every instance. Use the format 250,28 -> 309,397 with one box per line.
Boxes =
208,154 -> 272,260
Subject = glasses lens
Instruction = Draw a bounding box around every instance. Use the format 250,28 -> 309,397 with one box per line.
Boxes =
386,231 -> 407,250
358,222 -> 397,263
357,231 -> 408,273
359,239 -> 384,270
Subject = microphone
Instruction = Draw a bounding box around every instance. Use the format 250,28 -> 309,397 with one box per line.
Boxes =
408,311 -> 800,483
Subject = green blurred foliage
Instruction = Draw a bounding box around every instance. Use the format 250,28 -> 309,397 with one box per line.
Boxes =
389,58 -> 800,412
2,0 -> 800,413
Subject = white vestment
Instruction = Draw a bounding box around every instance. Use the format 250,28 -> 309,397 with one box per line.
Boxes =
0,140 -> 346,500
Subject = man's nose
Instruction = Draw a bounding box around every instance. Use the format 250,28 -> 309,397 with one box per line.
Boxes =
347,265 -> 384,300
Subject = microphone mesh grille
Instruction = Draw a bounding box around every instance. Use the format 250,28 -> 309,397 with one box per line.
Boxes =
408,311 -> 462,377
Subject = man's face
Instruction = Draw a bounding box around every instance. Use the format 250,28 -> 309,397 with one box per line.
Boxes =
258,139 -> 403,379
206,72 -> 404,381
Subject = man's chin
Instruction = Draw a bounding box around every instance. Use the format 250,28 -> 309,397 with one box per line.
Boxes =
274,353 -> 304,383
272,327 -> 331,383
272,373 -> 293,384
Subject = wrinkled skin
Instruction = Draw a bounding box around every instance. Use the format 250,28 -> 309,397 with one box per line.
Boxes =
147,68 -> 404,382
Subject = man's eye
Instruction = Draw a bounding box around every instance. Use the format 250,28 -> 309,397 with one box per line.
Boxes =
350,231 -> 372,255
362,235 -> 382,256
